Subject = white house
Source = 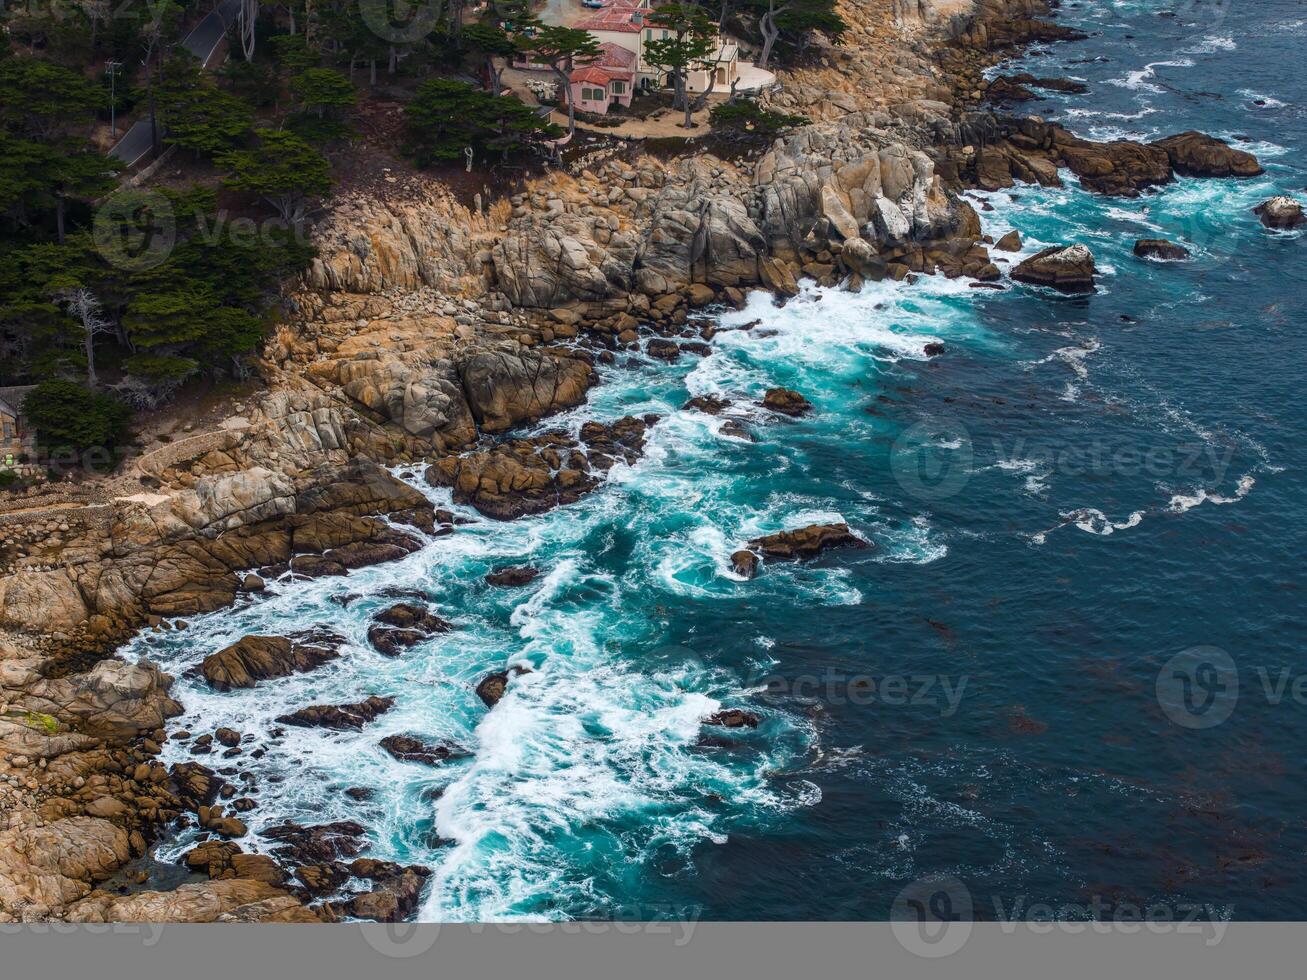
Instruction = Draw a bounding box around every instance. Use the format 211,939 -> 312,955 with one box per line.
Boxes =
575,0 -> 748,94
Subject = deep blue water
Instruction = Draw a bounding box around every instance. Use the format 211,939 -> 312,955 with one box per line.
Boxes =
127,0 -> 1307,921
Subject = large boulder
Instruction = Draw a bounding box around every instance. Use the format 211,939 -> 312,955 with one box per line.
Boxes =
456,348 -> 594,434
1134,239 -> 1191,261
200,634 -> 340,691
1254,196 -> 1306,229
1012,244 -> 1097,293
761,388 -> 813,416
474,666 -> 533,708
18,660 -> 183,736
0,817 -> 131,914
1151,132 -> 1264,179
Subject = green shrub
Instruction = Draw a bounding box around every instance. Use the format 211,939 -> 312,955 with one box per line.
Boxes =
22,379 -> 131,454
708,100 -> 806,135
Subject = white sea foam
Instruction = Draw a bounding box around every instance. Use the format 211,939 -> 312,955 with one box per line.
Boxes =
1166,473 -> 1256,513
1106,59 -> 1194,94
1237,88 -> 1287,109
1182,35 -> 1236,55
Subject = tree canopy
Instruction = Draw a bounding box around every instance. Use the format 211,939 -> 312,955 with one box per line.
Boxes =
220,129 -> 332,225
403,78 -> 561,167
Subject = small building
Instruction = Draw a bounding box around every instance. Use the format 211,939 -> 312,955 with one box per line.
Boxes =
0,386 -> 36,467
569,44 -> 637,115
575,0 -> 755,95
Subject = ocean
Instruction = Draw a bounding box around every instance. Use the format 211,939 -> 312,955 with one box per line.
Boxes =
124,0 -> 1307,921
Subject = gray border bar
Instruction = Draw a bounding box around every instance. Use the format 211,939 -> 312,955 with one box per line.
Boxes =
0,923 -> 1298,980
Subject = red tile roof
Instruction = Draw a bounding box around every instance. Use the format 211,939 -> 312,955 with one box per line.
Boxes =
575,3 -> 648,33
596,41 -> 637,68
570,65 -> 633,85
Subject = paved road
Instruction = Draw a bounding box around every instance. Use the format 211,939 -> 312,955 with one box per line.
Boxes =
109,0 -> 242,167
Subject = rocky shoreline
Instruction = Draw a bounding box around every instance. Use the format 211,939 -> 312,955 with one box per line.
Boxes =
0,0 -> 1275,922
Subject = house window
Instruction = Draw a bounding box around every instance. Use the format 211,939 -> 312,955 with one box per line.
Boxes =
610,81 -> 625,95
583,87 -> 606,101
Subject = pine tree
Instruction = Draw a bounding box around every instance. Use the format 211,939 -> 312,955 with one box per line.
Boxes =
220,129 -> 332,225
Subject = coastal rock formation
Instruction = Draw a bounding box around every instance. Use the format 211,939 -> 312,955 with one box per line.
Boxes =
425,416 -> 655,520
475,666 -> 533,708
367,602 -> 454,656
1134,239 -> 1191,261
747,523 -> 869,561
275,696 -> 396,730
7,0 -> 1276,925
484,565 -> 540,587
762,388 -> 814,416
67,879 -> 323,923
200,634 -> 340,691
379,734 -> 463,766
1254,196 -> 1307,229
937,117 -> 1263,199
1012,244 -> 1097,293
705,709 -> 760,728
329,860 -> 431,922
1151,132 -> 1264,179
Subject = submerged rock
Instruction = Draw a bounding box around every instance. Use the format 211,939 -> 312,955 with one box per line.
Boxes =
704,709 -> 760,729
747,523 -> 869,561
261,820 -> 367,865
379,734 -> 465,766
646,338 -> 681,361
683,394 -> 731,415
1134,239 -> 1191,261
1011,244 -> 1097,294
485,565 -> 541,587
